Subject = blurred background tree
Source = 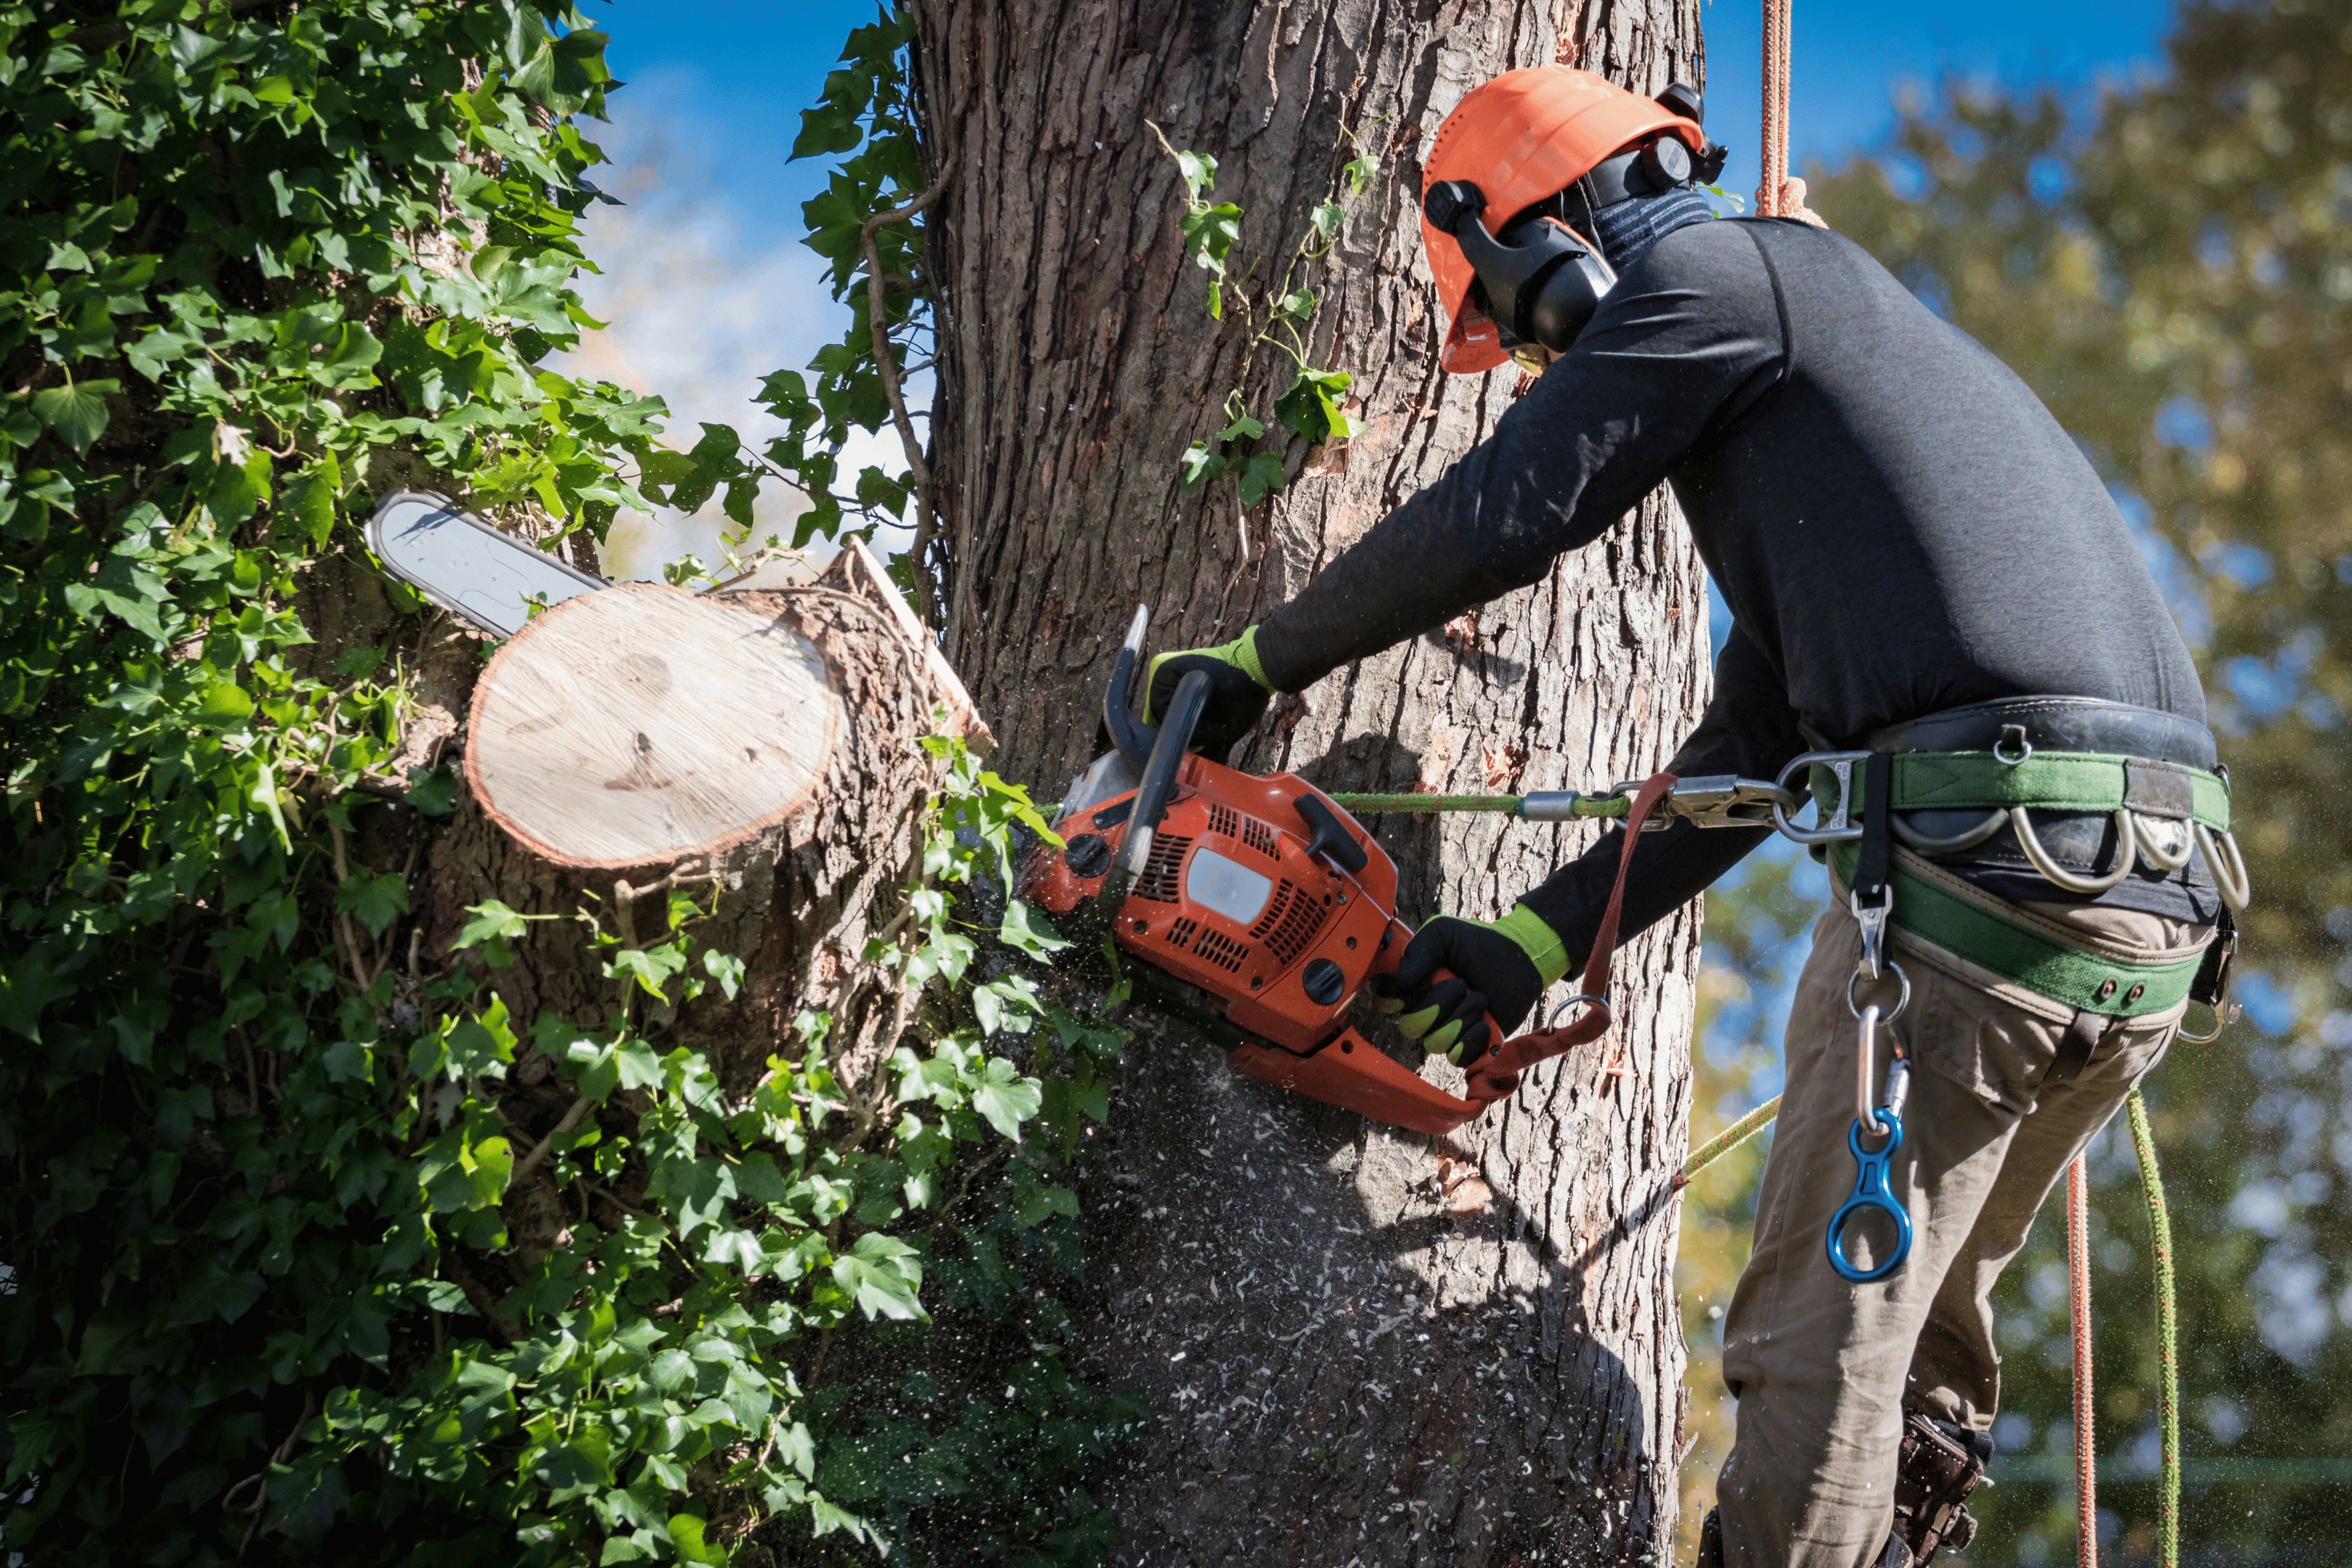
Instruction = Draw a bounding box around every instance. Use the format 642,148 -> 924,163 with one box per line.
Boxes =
1677,2 -> 2352,1561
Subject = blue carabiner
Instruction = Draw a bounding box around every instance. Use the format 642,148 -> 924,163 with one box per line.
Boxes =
1826,1108 -> 1912,1283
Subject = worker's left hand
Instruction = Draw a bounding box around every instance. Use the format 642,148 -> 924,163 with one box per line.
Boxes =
1376,905 -> 1570,1063
1145,626 -> 1275,762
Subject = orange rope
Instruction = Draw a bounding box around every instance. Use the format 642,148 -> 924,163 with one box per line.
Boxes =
2069,1154 -> 2099,1568
1757,0 -> 1788,216
1755,0 -> 1826,225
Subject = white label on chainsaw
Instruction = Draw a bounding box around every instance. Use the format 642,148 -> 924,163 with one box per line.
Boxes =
1184,848 -> 1273,927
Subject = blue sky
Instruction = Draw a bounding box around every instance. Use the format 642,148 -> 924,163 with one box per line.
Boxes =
562,0 -> 2180,575
579,0 -> 2176,240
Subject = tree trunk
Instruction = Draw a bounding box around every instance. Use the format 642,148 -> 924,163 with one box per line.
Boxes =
915,2 -> 1711,1562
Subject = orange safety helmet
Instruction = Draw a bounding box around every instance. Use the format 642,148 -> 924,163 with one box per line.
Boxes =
1421,68 -> 1706,374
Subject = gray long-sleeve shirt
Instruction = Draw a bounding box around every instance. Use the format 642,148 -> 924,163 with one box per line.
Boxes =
1254,216 -> 2211,968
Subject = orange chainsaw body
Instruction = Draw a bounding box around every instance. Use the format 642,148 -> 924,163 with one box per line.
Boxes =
1023,753 -> 1498,1134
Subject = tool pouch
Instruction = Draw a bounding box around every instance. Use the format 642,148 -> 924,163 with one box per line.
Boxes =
1893,1412 -> 1992,1564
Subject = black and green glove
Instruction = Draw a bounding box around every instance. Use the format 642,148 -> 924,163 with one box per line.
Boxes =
1376,905 -> 1572,1063
1144,626 -> 1275,763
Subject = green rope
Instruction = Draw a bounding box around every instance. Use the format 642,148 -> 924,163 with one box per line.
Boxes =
1681,1095 -> 1783,1183
2126,1087 -> 2181,1568
1327,791 -> 1631,818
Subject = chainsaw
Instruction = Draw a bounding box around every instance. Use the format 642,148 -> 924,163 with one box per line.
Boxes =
1019,607 -> 1687,1137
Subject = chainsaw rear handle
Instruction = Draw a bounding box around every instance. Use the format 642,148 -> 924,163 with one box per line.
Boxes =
1424,963 -> 1506,1063
1101,667 -> 1209,905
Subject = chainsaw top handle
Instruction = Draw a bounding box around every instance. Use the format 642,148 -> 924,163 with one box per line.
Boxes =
1103,603 -> 1160,770
1098,666 -> 1209,907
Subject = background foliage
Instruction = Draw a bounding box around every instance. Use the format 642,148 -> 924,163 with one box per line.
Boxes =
0,4 -> 1134,1564
1680,3 -> 2352,1561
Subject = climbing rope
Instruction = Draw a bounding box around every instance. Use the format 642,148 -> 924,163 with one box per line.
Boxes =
1758,0 -> 1789,216
1754,0 -> 1825,224
2127,1087 -> 2182,1568
1679,1093 -> 1781,1185
2070,1153 -> 2100,1568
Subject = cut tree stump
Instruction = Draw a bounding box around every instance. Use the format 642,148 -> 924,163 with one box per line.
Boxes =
465,542 -> 984,870
467,581 -> 844,870
432,539 -> 986,1090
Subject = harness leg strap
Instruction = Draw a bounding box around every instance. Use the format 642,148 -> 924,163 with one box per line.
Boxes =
2046,1007 -> 2108,1089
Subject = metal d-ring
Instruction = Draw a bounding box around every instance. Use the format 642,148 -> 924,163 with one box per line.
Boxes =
1846,960 -> 1912,1028
1544,992 -> 1611,1032
2135,812 -> 2195,873
2192,822 -> 2253,911
2174,1000 -> 2240,1045
1890,808 -> 2007,854
2011,805 -> 2139,895
1993,727 -> 2033,766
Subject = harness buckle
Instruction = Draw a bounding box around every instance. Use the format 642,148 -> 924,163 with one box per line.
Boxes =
1851,886 -> 1893,981
1771,750 -> 1873,844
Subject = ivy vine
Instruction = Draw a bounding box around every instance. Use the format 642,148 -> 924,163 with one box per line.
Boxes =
1153,125 -> 1382,511
0,4 -> 1135,1565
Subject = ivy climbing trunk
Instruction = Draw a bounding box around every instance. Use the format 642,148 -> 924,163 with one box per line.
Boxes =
913,1 -> 1712,1561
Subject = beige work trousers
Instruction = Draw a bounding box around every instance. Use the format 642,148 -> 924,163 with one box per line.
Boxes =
1715,850 -> 2212,1568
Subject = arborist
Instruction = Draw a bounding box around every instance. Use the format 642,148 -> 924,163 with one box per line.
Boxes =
1145,68 -> 2236,1568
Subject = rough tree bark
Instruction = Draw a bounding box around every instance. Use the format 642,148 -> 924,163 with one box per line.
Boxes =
915,2 -> 1712,1562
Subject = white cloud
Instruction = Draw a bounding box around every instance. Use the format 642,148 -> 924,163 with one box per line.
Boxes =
551,70 -> 921,581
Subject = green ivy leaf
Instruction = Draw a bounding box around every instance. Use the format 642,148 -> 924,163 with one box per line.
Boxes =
702,950 -> 746,1001
666,1515 -> 727,1567
997,901 -> 1069,960
831,1232 -> 926,1321
195,679 -> 253,725
1274,367 -> 1355,446
33,379 -> 118,453
337,869 -> 409,938
1235,451 -> 1289,509
968,1057 -> 1043,1140
1177,443 -> 1226,491
406,765 -> 460,817
1178,202 -> 1242,275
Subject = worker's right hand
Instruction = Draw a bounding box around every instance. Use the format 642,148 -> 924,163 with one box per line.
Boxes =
1376,905 -> 1570,1063
1145,626 -> 1275,763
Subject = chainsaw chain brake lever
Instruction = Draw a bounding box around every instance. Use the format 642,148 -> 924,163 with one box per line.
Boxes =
1102,603 -> 1160,770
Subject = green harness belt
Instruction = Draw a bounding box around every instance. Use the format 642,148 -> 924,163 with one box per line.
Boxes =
1814,750 -> 2229,1019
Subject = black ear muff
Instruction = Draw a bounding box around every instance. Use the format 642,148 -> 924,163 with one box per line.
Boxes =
1523,234 -> 1618,351
1425,178 -> 1617,355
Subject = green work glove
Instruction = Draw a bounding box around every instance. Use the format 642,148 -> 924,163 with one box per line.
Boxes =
1144,625 -> 1275,763
1375,905 -> 1572,1063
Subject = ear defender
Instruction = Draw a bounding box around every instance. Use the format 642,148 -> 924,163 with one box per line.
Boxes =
1422,180 -> 1618,355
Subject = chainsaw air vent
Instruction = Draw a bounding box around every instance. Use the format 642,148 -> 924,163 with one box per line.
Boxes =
1191,926 -> 1249,972
1206,804 -> 1282,861
1167,917 -> 1199,948
1249,878 -> 1328,965
1134,834 -> 1193,902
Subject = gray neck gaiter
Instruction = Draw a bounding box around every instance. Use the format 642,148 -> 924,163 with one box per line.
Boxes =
1591,187 -> 1715,269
